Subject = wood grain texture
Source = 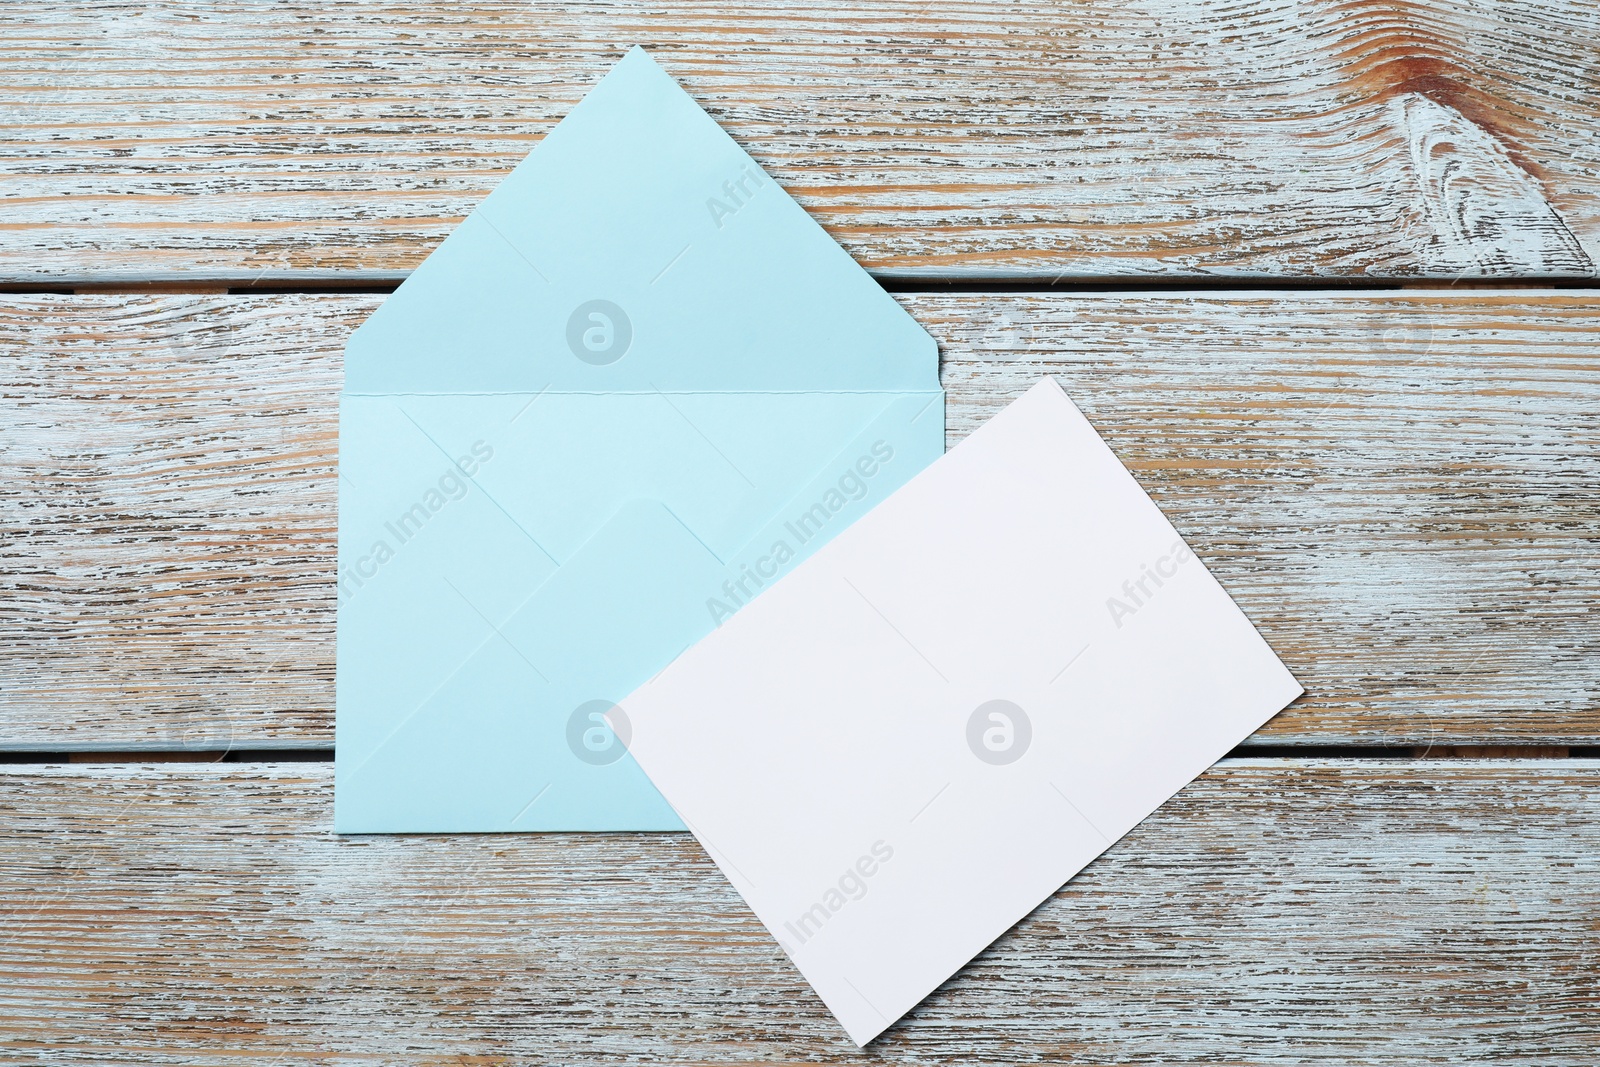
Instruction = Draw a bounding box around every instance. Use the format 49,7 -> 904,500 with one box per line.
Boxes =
1,760 -> 1596,1063
3,0 -> 1600,283
2,290 -> 1597,749
1,295 -> 342,750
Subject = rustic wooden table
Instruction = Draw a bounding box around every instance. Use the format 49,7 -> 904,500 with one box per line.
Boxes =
3,3 -> 1598,1063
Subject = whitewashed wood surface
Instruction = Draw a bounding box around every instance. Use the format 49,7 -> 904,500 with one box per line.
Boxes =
3,0 -> 1600,282
3,290 -> 1596,751
1,760 -> 1595,1063
3,5 -> 1599,1061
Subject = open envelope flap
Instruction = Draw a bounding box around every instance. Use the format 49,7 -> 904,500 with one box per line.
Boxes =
343,46 -> 936,395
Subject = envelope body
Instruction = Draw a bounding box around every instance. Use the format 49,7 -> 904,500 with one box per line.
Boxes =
334,47 -> 943,832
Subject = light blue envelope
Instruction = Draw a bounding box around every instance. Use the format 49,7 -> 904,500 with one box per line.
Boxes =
335,47 -> 944,832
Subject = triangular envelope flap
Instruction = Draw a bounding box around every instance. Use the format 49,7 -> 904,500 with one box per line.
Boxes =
346,47 -> 936,394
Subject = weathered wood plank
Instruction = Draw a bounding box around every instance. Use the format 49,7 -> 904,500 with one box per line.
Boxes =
926,290 -> 1600,748
1,295 -> 341,749
3,0 -> 1599,282
0,760 -> 1595,1062
2,291 -> 1597,749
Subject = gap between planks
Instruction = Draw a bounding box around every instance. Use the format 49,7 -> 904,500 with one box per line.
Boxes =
4,277 -> 1600,296
1,745 -> 1595,765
